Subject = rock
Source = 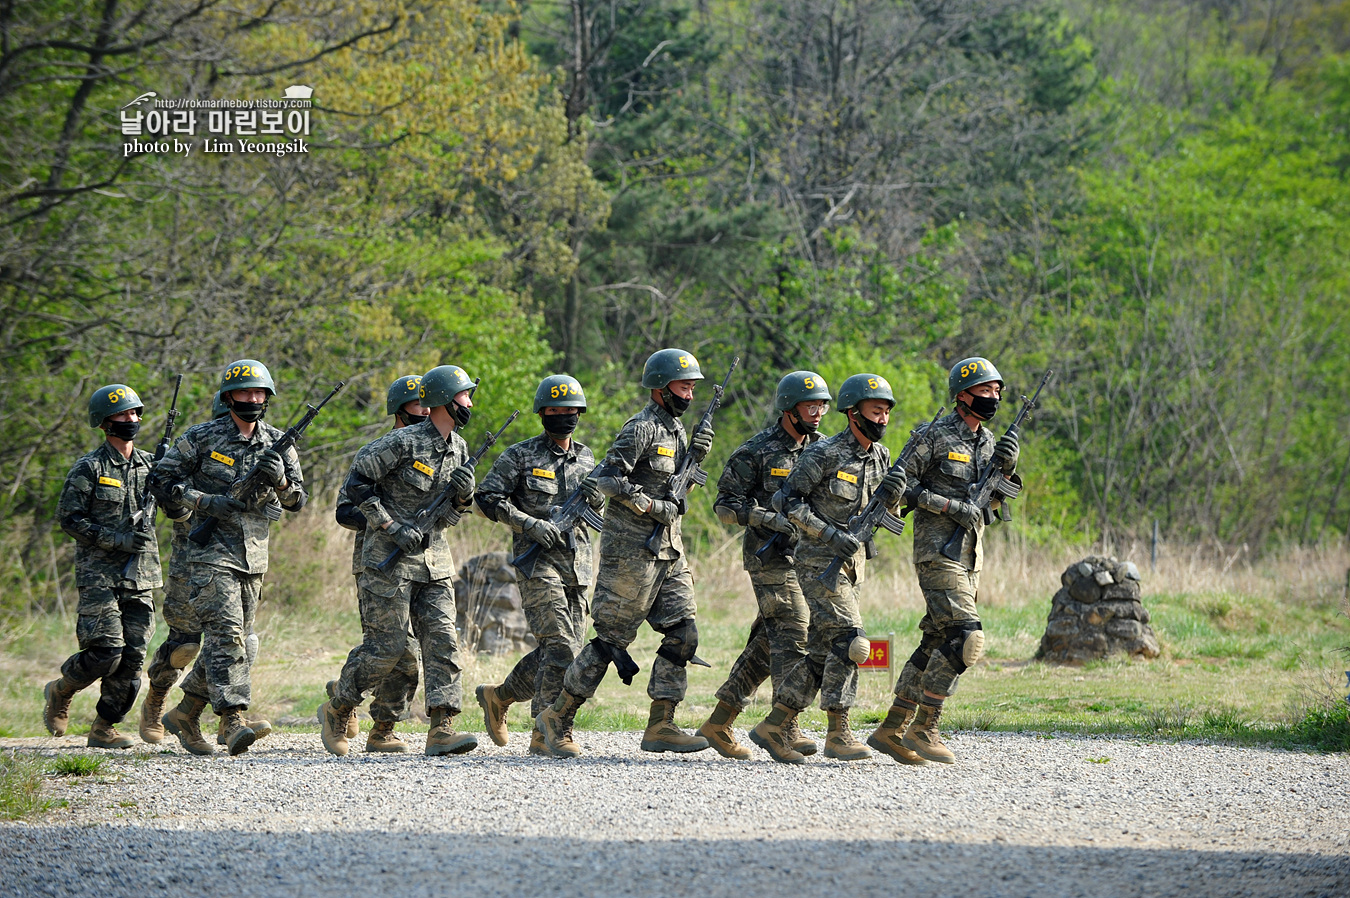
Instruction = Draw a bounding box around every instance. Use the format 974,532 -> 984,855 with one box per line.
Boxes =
453,552 -> 537,656
1038,556 -> 1160,664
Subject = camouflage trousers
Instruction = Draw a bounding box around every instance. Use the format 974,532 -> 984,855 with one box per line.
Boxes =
498,564 -> 587,717
713,572 -> 808,710
59,584 -> 155,724
563,551 -> 697,703
145,571 -> 200,691
777,561 -> 863,712
335,572 -> 463,714
179,564 -> 262,713
895,558 -> 981,701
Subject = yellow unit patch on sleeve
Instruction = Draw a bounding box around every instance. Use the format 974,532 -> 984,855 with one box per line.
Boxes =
209,451 -> 234,466
97,476 -> 123,488
656,446 -> 676,457
531,468 -> 556,479
770,467 -> 791,477
412,461 -> 435,477
947,451 -> 972,463
836,471 -> 858,484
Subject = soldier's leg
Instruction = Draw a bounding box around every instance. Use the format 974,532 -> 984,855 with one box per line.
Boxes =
712,616 -> 770,709
145,573 -> 200,691
413,578 -> 477,755
183,565 -> 253,714
759,571 -> 809,705
94,589 -> 154,725
641,559 -> 706,753
58,585 -> 126,696
334,572 -> 416,709
775,571 -> 835,713
562,552 -> 660,701
893,615 -> 942,706
369,643 -> 419,723
812,578 -> 864,713
521,570 -> 578,716
901,560 -> 981,765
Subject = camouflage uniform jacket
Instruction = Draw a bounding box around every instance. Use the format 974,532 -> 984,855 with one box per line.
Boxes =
714,422 -> 820,577
902,411 -> 1002,571
57,441 -> 163,589
593,401 -> 688,561
152,416 -> 306,576
342,418 -> 469,582
776,427 -> 898,579
475,432 -> 596,586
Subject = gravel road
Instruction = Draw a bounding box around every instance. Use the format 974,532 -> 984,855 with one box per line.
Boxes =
2,729 -> 1346,897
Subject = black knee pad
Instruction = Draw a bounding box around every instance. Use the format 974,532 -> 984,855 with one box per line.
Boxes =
654,618 -> 699,667
590,636 -> 641,685
937,622 -> 985,674
79,645 -> 124,679
831,627 -> 869,664
906,645 -> 933,672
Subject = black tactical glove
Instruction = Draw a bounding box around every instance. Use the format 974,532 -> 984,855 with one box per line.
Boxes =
947,499 -> 981,531
579,477 -> 605,509
648,498 -> 682,526
689,427 -> 714,462
257,448 -> 287,488
387,521 -> 424,553
992,428 -> 1020,474
879,469 -> 906,499
198,494 -> 246,518
448,464 -> 476,501
101,527 -> 155,554
822,525 -> 861,559
748,506 -> 795,534
525,517 -> 563,550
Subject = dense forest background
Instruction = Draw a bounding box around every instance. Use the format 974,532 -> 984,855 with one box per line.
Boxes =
3,0 -> 1349,616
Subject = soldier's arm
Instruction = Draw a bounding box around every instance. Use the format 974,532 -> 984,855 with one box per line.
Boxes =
475,449 -> 532,532
276,443 -> 306,512
344,437 -> 402,529
878,445 -> 903,513
152,433 -> 203,509
594,420 -> 656,512
57,460 -> 101,548
713,446 -> 756,527
776,449 -> 830,538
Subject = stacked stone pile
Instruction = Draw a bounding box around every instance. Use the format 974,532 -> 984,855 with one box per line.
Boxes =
453,552 -> 537,655
1037,555 -> 1160,664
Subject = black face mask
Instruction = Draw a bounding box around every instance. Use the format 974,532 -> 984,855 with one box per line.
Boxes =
451,403 -> 472,428
788,413 -> 819,435
851,412 -> 887,443
543,412 -> 579,437
663,390 -> 692,417
397,410 -> 428,428
966,394 -> 1000,420
230,400 -> 267,423
105,420 -> 141,441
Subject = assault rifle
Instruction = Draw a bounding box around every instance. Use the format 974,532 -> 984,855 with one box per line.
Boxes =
817,407 -> 945,592
121,374 -> 182,578
188,380 -> 345,546
643,356 -> 739,555
938,369 -> 1054,563
509,479 -> 605,579
375,409 -> 519,573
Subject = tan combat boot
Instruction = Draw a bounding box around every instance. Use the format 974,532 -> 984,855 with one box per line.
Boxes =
217,714 -> 272,746
749,703 -> 805,764
475,684 -> 512,747
782,709 -> 818,756
163,695 -> 215,756
697,700 -> 752,760
902,700 -> 956,764
528,728 -> 550,756
425,708 -> 478,756
43,677 -> 79,737
139,684 -> 170,744
866,702 -> 928,766
823,709 -> 871,761
319,700 -> 356,757
326,680 -> 359,739
641,700 -> 711,754
88,716 -> 134,749
365,720 -> 408,753
219,709 -> 257,756
535,689 -> 584,758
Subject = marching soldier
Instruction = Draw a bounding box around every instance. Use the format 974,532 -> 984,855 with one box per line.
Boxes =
874,357 -> 1019,765
324,375 -> 428,753
319,365 -> 480,757
474,374 -> 603,755
152,361 -> 306,756
697,371 -> 830,759
749,374 -> 905,763
535,348 -> 716,758
43,385 -> 167,748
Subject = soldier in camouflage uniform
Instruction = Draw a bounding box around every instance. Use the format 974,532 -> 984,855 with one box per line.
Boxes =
697,370 -> 831,760
43,385 -> 171,749
474,374 -> 603,756
749,374 -> 906,764
871,357 -> 1018,765
320,364 -> 480,757
535,348 -> 716,758
152,360 -> 306,756
326,375 -> 428,753
140,393 -> 273,748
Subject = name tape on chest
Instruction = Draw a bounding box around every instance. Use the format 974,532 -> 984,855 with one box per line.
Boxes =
656,446 -> 676,458
412,460 -> 435,477
947,451 -> 972,463
769,467 -> 791,477
531,468 -> 556,479
209,451 -> 235,466
836,471 -> 858,484
97,476 -> 123,488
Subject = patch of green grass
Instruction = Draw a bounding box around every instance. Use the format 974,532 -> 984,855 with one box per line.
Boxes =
1,751 -> 52,819
47,754 -> 108,777
1086,756 -> 1110,764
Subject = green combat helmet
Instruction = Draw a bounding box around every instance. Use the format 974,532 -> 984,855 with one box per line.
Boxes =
88,384 -> 144,427
947,357 -> 1003,401
774,370 -> 831,411
641,348 -> 705,389
836,373 -> 894,412
387,374 -> 424,415
534,374 -> 587,412
220,359 -> 276,396
418,365 -> 475,409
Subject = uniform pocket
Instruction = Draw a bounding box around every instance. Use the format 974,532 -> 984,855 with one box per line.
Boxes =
827,476 -> 860,503
939,457 -> 973,480
648,451 -> 677,474
525,475 -> 559,497
399,464 -> 433,493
